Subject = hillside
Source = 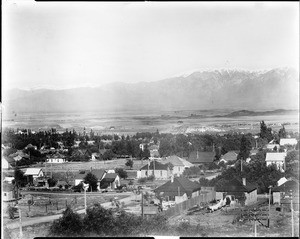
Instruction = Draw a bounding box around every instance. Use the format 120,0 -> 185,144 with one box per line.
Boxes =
3,68 -> 299,113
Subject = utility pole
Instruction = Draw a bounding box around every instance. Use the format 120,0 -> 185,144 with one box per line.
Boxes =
268,186 -> 272,228
291,190 -> 294,237
141,191 -> 144,218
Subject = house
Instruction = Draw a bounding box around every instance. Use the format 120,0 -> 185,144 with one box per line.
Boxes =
215,178 -> 257,206
148,145 -> 160,158
3,183 -> 17,202
219,151 -> 238,164
74,141 -> 81,148
91,153 -> 100,161
56,180 -> 69,189
154,176 -> 202,203
25,144 -> 38,150
9,150 -> 30,161
87,140 -> 95,146
2,157 -> 15,169
187,151 -> 215,166
100,173 -> 120,189
272,179 -> 299,205
137,161 -> 170,179
46,155 -> 66,164
24,168 -> 44,178
160,155 -> 193,176
74,169 -> 106,186
265,152 -> 287,172
279,138 -> 297,147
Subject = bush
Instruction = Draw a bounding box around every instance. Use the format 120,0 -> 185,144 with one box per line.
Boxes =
50,206 -> 84,236
83,203 -> 115,236
138,177 -> 147,184
7,205 -> 18,219
147,175 -> 155,181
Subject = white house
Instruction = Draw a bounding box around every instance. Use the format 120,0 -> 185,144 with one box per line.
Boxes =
160,155 -> 193,176
265,152 -> 287,172
46,158 -> 65,163
279,138 -> 297,147
137,161 -> 170,179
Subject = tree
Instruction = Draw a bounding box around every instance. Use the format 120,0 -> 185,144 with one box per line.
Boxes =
102,149 -> 114,161
84,172 -> 98,191
125,159 -> 134,169
278,126 -> 287,139
260,121 -> 273,142
50,206 -> 84,236
115,168 -> 128,179
285,150 -> 299,179
14,167 -> 27,187
238,135 -> 252,161
48,177 -> 58,187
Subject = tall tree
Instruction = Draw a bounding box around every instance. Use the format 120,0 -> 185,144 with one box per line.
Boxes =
278,126 -> 287,139
84,172 -> 98,191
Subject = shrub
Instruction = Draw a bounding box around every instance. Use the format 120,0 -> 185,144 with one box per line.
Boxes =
147,175 -> 155,181
49,206 -> 84,236
138,177 -> 147,184
7,205 -> 18,219
128,180 -> 134,185
83,203 -> 115,236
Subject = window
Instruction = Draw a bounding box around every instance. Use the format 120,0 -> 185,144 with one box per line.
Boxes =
4,193 -> 7,196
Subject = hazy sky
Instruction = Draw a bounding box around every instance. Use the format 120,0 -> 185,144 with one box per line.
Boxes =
2,1 -> 299,90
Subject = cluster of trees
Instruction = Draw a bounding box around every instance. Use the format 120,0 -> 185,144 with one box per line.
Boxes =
199,149 -> 285,193
49,204 -> 206,237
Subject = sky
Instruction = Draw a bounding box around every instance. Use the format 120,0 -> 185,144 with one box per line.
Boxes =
2,1 -> 299,90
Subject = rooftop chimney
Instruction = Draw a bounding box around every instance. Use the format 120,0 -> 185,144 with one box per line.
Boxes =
242,178 -> 246,186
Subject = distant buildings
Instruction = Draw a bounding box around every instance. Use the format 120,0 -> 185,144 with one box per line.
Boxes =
279,138 -> 297,147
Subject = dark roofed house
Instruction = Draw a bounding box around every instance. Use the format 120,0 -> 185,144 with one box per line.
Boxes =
74,169 -> 106,186
220,151 -> 238,163
100,173 -> 120,189
272,179 -> 299,208
187,151 -> 215,165
215,177 -> 257,206
154,176 -> 201,202
137,161 -> 170,179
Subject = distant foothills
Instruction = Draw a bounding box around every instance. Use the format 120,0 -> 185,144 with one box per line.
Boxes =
4,67 -> 299,113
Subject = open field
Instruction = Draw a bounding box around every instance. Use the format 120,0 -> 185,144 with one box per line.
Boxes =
29,158 -> 145,173
3,109 -> 299,135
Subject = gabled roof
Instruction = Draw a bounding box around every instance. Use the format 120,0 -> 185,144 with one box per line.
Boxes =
215,178 -> 257,193
140,161 -> 169,171
24,168 -> 43,176
272,180 -> 299,193
104,173 -> 118,179
161,155 -> 194,167
265,152 -> 287,162
188,151 -> 215,164
221,151 -> 238,161
75,169 -> 106,181
280,138 -> 297,146
154,177 -> 201,198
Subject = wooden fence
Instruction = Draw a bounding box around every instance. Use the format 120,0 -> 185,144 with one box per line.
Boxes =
162,190 -> 215,218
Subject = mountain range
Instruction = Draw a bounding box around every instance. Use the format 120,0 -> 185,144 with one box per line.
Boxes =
3,68 -> 299,113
